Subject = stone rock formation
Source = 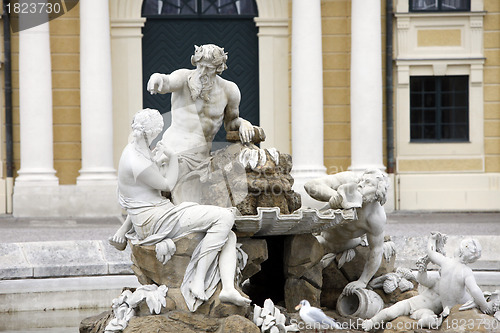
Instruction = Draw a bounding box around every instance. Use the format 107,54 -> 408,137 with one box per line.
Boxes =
198,143 -> 301,215
129,234 -> 267,317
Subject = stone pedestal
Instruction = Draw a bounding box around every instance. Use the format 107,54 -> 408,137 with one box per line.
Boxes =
196,143 -> 301,215
129,234 -> 267,317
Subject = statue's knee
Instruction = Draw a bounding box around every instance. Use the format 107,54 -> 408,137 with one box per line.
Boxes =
220,209 -> 235,226
227,230 -> 236,244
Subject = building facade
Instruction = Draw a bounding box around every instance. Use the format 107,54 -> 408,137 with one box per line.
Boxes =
0,0 -> 498,216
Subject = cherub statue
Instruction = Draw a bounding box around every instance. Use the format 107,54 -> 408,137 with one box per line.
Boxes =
109,108 -> 250,312
304,169 -> 390,295
362,253 -> 443,331
427,232 -> 493,317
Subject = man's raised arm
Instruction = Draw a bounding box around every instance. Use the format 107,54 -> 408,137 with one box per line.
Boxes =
147,70 -> 186,95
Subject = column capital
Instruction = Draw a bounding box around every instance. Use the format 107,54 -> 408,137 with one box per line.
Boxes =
111,18 -> 146,38
255,0 -> 288,20
109,0 -> 144,20
255,18 -> 289,37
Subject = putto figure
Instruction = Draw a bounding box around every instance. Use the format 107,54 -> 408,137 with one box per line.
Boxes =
147,44 -> 261,204
110,108 -> 251,312
304,169 -> 390,295
427,232 -> 492,317
362,253 -> 443,331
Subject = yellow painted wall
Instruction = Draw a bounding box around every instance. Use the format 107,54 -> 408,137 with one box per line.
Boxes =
321,0 -> 352,174
9,4 -> 81,184
49,3 -> 81,184
484,0 -> 500,172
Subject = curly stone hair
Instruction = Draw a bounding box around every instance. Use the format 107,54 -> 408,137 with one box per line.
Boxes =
362,168 -> 390,205
191,44 -> 228,74
131,108 -> 164,142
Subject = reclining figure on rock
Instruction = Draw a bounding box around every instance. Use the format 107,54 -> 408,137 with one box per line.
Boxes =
109,108 -> 250,312
147,43 -> 264,205
304,169 -> 390,295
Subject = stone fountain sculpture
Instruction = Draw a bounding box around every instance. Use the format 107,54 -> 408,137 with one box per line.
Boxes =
104,45 -> 298,330
97,44 -> 401,332
362,232 -> 496,331
304,169 -> 391,295
110,108 -> 251,314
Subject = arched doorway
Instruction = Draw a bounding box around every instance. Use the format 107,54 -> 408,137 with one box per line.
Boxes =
141,0 -> 259,147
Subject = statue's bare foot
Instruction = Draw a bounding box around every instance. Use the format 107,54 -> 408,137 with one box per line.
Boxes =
109,235 -> 127,251
190,280 -> 208,301
219,288 -> 251,307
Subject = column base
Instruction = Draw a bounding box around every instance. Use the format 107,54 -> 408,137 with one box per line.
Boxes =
291,166 -> 327,210
13,183 -> 121,217
15,169 -> 59,186
348,163 -> 387,173
77,168 -> 117,185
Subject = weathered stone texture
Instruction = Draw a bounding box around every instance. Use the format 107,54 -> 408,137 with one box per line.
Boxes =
283,234 -> 324,312
80,311 -> 259,333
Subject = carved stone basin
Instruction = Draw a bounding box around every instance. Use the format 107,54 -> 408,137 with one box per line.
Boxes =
233,207 -> 356,237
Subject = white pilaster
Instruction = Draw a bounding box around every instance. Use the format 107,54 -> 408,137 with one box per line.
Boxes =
109,0 -> 146,168
349,0 -> 386,172
254,0 -> 290,154
290,0 -> 327,208
78,0 -> 117,183
15,21 -> 58,185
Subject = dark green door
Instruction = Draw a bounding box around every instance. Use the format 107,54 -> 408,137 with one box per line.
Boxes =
141,0 -> 259,146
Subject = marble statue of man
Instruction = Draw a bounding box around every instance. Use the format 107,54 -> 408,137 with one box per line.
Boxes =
304,169 -> 389,295
147,44 -> 259,204
110,108 -> 251,312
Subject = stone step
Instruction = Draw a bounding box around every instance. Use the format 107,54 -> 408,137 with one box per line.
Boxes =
0,275 -> 140,312
0,240 -> 133,280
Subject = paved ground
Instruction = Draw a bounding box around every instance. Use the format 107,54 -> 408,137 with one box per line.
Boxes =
0,211 -> 498,243
0,215 -> 124,243
385,211 -> 500,236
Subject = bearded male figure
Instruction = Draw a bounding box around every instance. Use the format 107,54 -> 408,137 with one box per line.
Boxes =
304,169 -> 390,295
147,44 -> 259,204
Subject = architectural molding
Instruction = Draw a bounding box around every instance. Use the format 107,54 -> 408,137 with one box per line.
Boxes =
109,0 -> 144,20
397,173 -> 500,211
255,0 -> 288,19
109,7 -> 145,167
